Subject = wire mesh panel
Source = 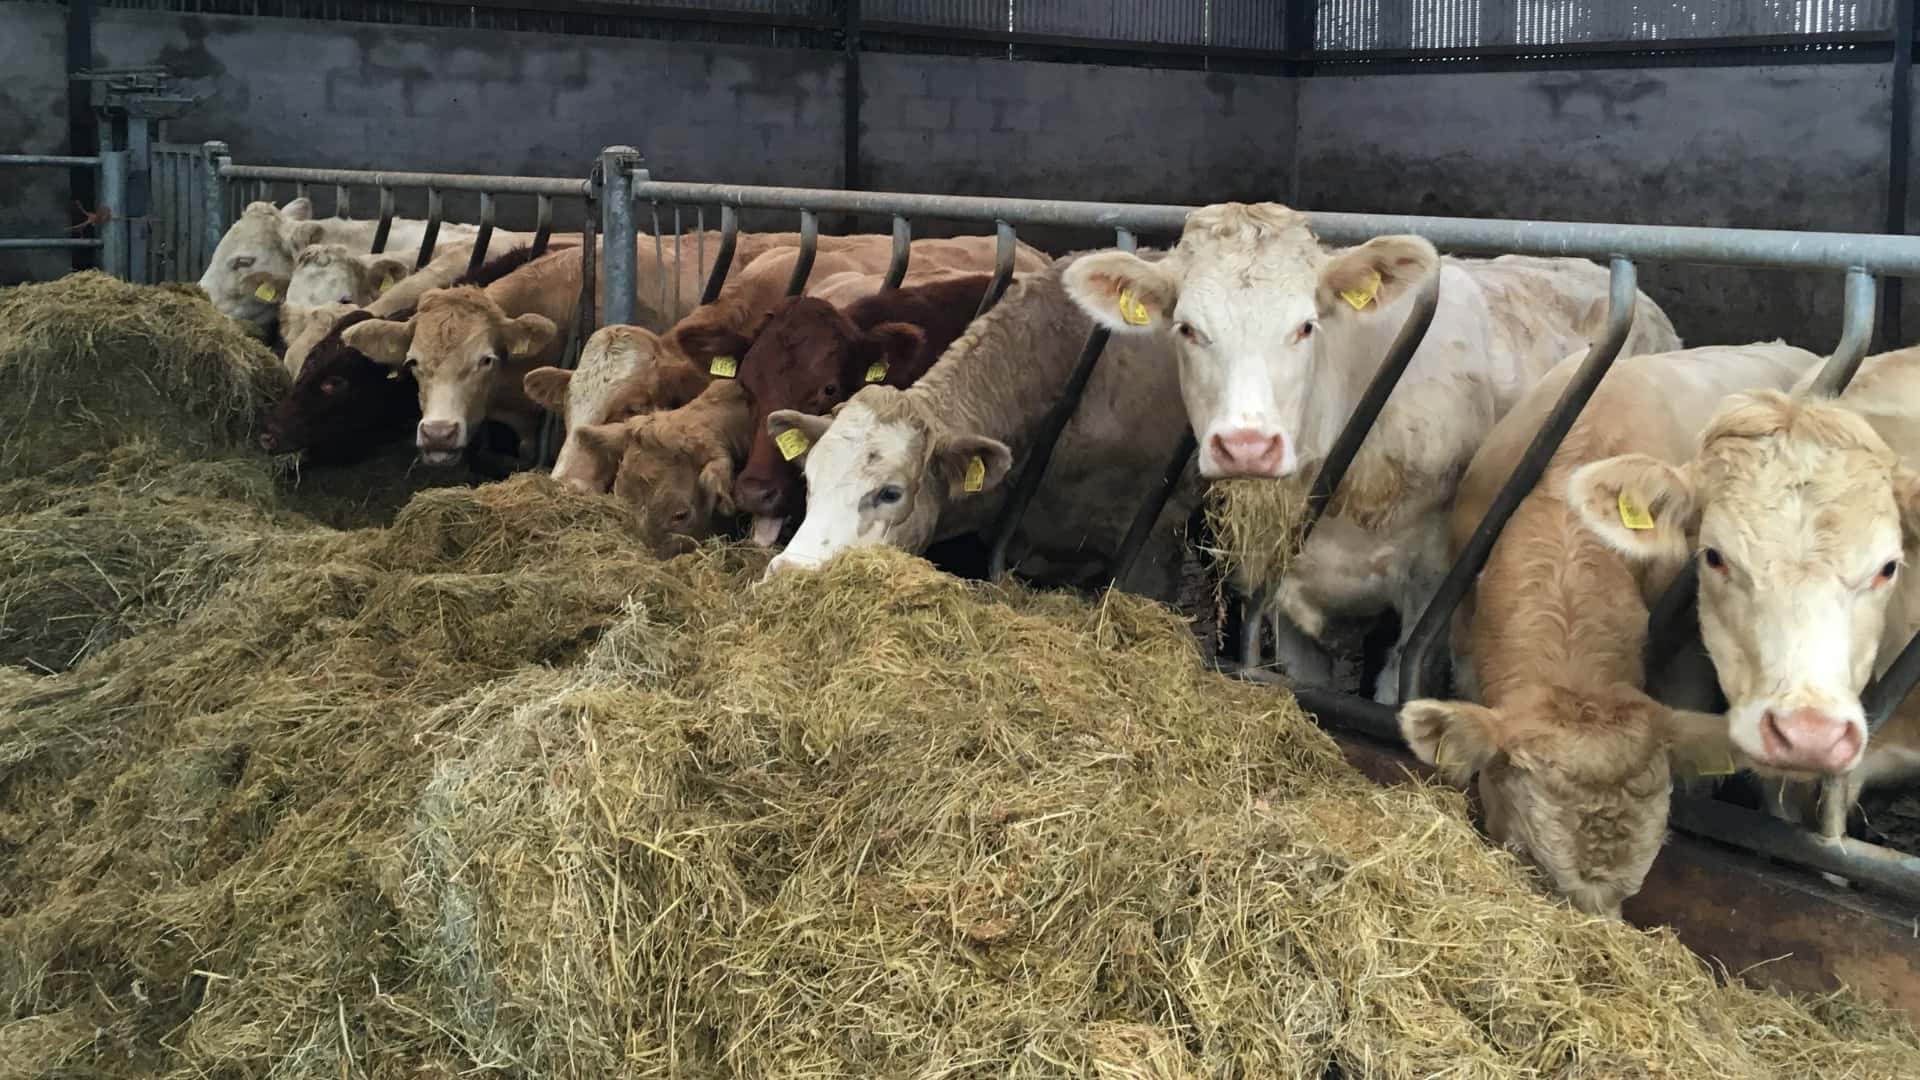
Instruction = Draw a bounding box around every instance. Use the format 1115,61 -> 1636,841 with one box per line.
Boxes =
1318,0 -> 1894,50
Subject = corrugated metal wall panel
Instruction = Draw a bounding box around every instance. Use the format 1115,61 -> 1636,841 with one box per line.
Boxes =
864,0 -> 1010,32
1318,0 -> 1893,50
1015,0 -> 1206,46
1209,0 -> 1290,49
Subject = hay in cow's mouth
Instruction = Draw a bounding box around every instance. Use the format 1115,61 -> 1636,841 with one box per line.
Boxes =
0,273 -> 287,473
1204,474 -> 1314,600
2,274 -> 1918,1078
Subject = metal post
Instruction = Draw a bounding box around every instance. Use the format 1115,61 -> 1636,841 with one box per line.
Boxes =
786,209 -> 819,295
1399,257 -> 1639,704
467,191 -> 496,276
842,0 -> 862,194
371,186 -> 395,254
415,186 -> 443,269
1886,0 -> 1913,347
1110,431 -> 1197,588
335,183 -> 351,217
66,0 -> 96,273
883,214 -> 912,290
532,194 -> 553,258
598,146 -> 641,328
974,220 -> 1019,319
986,228 -> 1141,581
700,204 -> 739,304
97,149 -> 129,279
123,117 -> 151,283
200,140 -> 229,276
1809,267 -> 1880,396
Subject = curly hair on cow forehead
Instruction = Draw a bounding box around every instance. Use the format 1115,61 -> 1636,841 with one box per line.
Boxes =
1177,202 -> 1315,249
1701,389 -> 1896,460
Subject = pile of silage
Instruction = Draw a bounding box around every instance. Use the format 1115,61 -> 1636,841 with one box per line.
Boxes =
0,273 -> 287,473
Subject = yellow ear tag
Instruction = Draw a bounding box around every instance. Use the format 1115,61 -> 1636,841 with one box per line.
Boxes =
385,369 -> 400,380
1618,490 -> 1655,531
775,427 -> 810,461
1338,270 -> 1381,312
377,277 -> 395,296
710,355 -> 737,378
963,455 -> 986,493
1694,753 -> 1737,778
1116,287 -> 1152,327
254,281 -> 278,302
510,339 -> 531,357
864,361 -> 888,384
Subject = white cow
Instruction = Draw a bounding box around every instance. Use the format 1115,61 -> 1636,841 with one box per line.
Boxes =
198,197 -> 481,328
1569,348 -> 1920,834
1062,202 -> 1680,702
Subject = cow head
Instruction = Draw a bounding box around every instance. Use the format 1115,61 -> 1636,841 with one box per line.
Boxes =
762,386 -> 1012,578
1400,689 -> 1732,917
1569,390 -> 1920,777
591,384 -> 747,555
525,325 -> 706,494
722,297 -> 927,548
343,286 -> 557,465
281,243 -> 409,308
278,302 -> 360,377
260,310 -> 420,464
200,198 -> 330,328
1063,204 -> 1438,480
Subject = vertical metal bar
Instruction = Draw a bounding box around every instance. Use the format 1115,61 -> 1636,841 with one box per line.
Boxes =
598,146 -> 639,329
785,209 -> 819,296
1809,268 -> 1880,396
532,193 -> 553,257
335,183 -> 351,218
1399,257 -> 1639,704
294,180 -> 309,201
973,220 -> 1019,319
1886,0 -> 1913,347
537,193 -> 597,471
98,150 -> 129,279
467,192 -> 497,276
673,204 -> 683,317
371,186 -> 395,254
883,214 -> 912,289
843,0 -> 862,194
123,119 -> 151,284
700,204 -> 739,303
653,202 -> 665,320
1111,432 -> 1197,588
985,229 -> 1141,581
66,0 -> 97,273
415,186 -> 443,269
200,141 -> 229,277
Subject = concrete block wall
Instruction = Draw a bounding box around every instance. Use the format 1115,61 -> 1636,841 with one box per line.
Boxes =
0,3 -> 80,284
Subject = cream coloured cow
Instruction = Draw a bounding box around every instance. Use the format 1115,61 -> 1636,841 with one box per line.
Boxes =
1570,348 -> 1920,835
1399,342 -> 1819,916
199,198 -> 481,328
242,243 -> 412,311
762,250 -> 1198,601
1062,202 -> 1680,702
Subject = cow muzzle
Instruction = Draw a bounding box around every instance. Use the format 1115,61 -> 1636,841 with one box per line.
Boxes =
1755,705 -> 1865,774
1203,427 -> 1289,479
417,419 -> 467,466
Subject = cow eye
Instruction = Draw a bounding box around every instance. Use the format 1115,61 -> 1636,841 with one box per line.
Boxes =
319,376 -> 347,395
1702,548 -> 1726,573
338,295 -> 354,304
404,356 -> 420,370
1295,320 -> 1316,343
821,382 -> 839,398
231,256 -> 255,271
874,485 -> 904,506
1175,321 -> 1199,343
668,509 -> 692,526
479,354 -> 497,368
1878,560 -> 1899,584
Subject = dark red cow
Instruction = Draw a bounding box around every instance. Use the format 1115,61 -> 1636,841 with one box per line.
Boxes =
683,273 -> 993,546
257,245 -> 552,465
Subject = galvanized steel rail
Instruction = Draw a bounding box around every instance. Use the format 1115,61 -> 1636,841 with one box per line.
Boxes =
1,151 -> 126,276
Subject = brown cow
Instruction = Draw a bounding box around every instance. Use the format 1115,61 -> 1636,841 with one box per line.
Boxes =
579,379 -> 752,555
524,324 -> 713,493
685,273 -> 997,547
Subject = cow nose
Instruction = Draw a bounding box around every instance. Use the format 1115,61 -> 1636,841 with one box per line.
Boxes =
1760,707 -> 1864,773
734,475 -> 778,514
1208,429 -> 1287,477
258,429 -> 279,452
418,419 -> 462,449
764,551 -> 815,580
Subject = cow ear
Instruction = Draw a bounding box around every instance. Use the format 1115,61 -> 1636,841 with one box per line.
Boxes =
856,321 -> 925,381
281,197 -> 315,222
285,221 -> 325,250
1062,250 -> 1178,335
1894,466 -> 1920,548
698,454 -> 737,517
242,270 -> 291,303
766,409 -> 834,464
522,366 -> 572,412
366,256 -> 411,296
341,318 -> 414,366
575,420 -> 632,463
502,313 -> 559,361
1661,708 -> 1740,780
276,302 -> 325,343
1398,699 -> 1503,782
675,326 -> 752,370
1317,235 -> 1438,318
1566,454 -> 1700,566
935,433 -> 1013,500
657,358 -> 714,409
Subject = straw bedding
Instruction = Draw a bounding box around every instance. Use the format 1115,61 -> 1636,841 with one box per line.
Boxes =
1,275 -> 1917,1078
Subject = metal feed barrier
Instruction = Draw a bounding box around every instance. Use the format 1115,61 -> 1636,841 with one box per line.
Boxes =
200,144 -> 1920,905
1,152 -> 133,278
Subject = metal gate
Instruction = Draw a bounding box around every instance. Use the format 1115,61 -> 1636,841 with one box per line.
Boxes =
205,143 -> 1920,905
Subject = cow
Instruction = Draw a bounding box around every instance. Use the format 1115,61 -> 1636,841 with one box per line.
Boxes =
762,250 -> 1199,601
528,238 -> 1045,492
1061,202 -> 1681,703
241,243 -> 413,311
1569,348 -> 1920,837
1396,342 -> 1819,916
277,301 -> 361,380
523,325 -> 710,493
690,273 -> 998,548
581,379 -> 754,555
259,245 -> 550,464
199,197 -> 483,328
